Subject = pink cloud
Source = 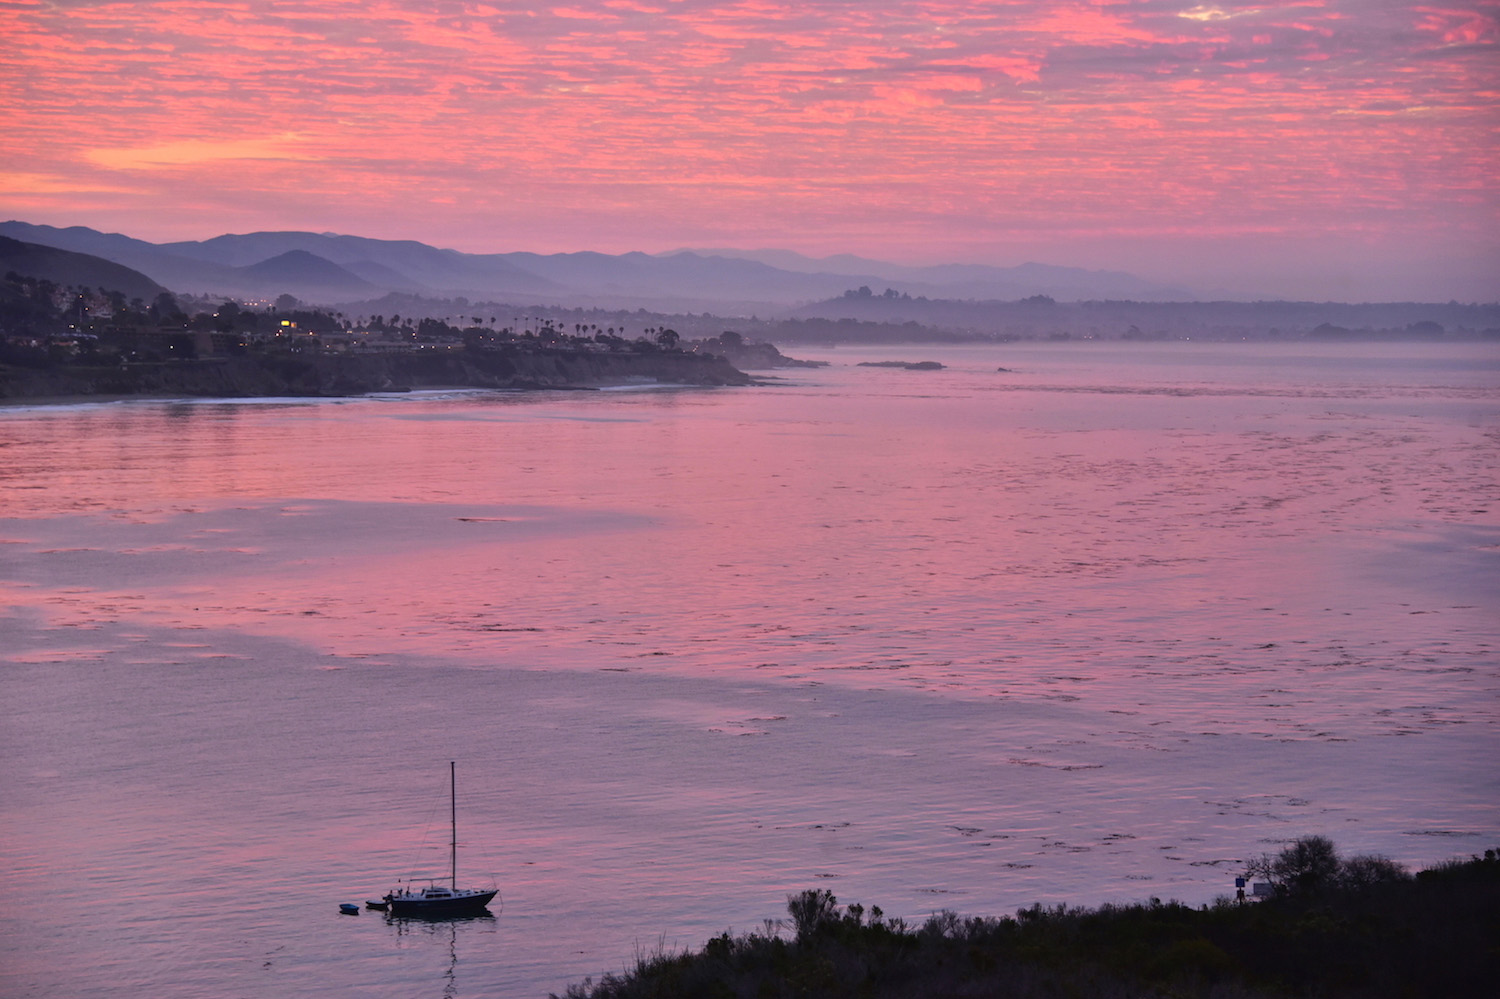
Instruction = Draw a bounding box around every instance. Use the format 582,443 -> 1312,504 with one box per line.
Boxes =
0,0 -> 1493,292
1414,5 -> 1500,44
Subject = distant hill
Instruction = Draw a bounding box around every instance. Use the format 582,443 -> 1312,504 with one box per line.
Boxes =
0,234 -> 165,301
157,230 -> 556,297
241,249 -> 376,298
340,258 -> 427,291
500,249 -> 862,302
6,222 -> 1491,320
0,223 -> 549,303
676,248 -> 1193,301
785,292 -> 1500,341
0,223 -> 265,295
1,221 -> 1189,310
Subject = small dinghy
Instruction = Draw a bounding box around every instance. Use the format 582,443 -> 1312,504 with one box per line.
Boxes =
339,903 -> 360,915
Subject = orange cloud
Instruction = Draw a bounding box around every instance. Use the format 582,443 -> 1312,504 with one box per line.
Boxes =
0,171 -> 137,196
87,136 -> 325,171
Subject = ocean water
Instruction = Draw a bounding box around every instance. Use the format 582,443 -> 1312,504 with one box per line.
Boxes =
1,341 -> 1496,997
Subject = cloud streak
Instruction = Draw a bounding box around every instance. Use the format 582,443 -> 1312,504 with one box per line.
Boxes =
87,135 -> 324,171
1,0 -> 1495,295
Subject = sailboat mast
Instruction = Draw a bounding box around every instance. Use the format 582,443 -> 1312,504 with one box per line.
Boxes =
449,760 -> 457,889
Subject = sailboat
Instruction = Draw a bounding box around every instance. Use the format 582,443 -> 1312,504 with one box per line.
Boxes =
379,761 -> 498,917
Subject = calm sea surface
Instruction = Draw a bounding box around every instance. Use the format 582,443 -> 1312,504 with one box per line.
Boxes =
2,341 -> 1497,997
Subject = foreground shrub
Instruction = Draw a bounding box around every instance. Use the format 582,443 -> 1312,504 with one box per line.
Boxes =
555,845 -> 1499,999
1244,835 -> 1411,897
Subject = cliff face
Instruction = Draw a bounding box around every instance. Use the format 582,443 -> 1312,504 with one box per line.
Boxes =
0,347 -> 752,401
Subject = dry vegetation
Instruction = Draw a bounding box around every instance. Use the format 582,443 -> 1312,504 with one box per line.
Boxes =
557,839 -> 1499,999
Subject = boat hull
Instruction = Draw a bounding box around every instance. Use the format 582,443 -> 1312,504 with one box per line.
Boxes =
387,889 -> 496,917
379,764 -> 498,920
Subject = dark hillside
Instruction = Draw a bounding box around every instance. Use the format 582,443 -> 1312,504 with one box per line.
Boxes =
0,236 -> 165,301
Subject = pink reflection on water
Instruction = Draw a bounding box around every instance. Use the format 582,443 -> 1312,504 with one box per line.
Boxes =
2,355 -> 1496,738
1,344 -> 1497,998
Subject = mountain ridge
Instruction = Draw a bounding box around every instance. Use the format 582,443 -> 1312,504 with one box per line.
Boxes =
241,249 -> 376,295
0,234 -> 166,301
1,221 -> 1196,309
668,247 -> 1194,300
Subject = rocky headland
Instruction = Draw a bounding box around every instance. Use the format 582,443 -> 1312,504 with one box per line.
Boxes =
0,346 -> 752,402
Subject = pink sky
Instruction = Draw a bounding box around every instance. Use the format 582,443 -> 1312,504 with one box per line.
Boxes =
2,0 -> 1496,300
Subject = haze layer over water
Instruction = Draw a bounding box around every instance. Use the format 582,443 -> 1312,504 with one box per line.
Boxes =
2,341 -> 1496,997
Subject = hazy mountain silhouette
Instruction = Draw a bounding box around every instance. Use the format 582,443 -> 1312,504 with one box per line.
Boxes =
502,250 -> 867,301
0,223 -> 557,301
0,224 -> 376,301
340,258 -> 427,291
241,250 -> 375,298
1,221 -> 1190,308
0,234 -> 166,301
159,230 -> 556,296
678,248 -> 1192,301
785,289 -> 1498,341
0,223 -> 257,293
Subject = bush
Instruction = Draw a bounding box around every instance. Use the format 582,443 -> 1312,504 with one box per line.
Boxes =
557,843 -> 1497,998
786,889 -> 838,941
1245,835 -> 1407,896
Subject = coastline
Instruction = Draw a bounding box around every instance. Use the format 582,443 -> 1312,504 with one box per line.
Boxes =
0,347 -> 753,403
